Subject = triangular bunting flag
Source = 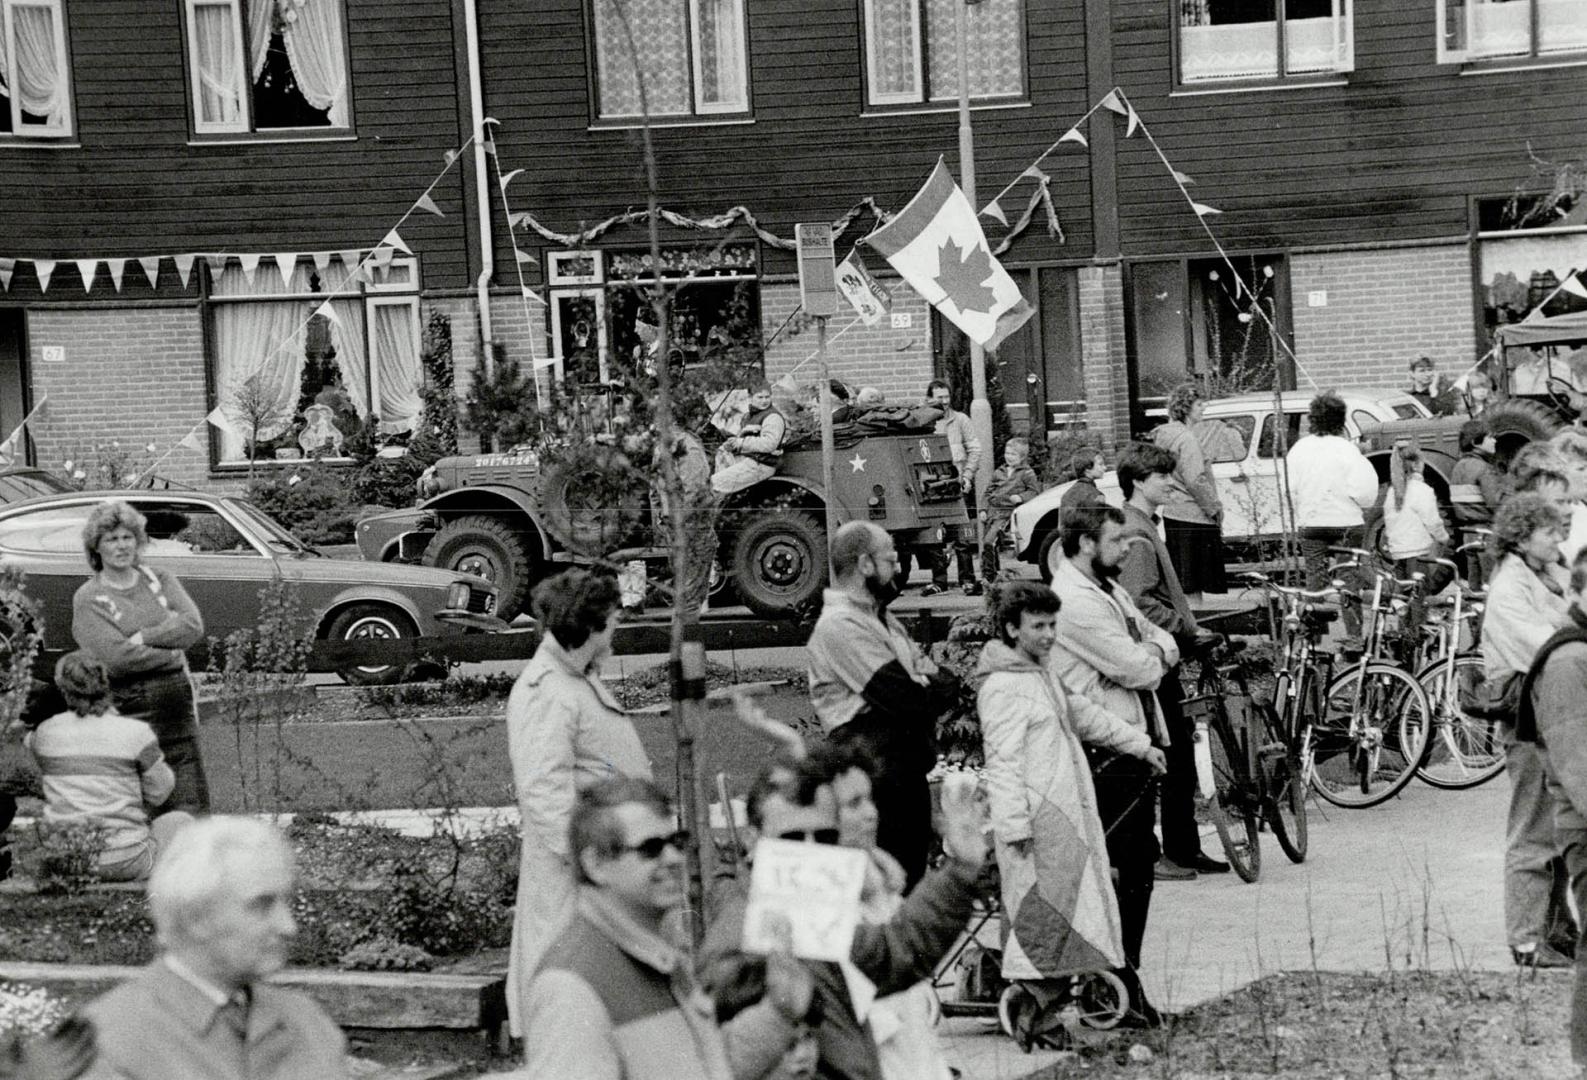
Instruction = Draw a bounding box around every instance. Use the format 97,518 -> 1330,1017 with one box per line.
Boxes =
1125,106 -> 1140,137
498,168 -> 523,190
515,247 -> 535,265
415,193 -> 444,217
483,141 -> 497,157
238,254 -> 261,284
312,251 -> 333,275
1172,169 -> 1194,186
1563,273 -> 1587,300
511,211 -> 530,229
35,259 -> 56,293
76,259 -> 98,291
381,229 -> 411,255
1099,90 -> 1127,115
206,406 -> 240,437
338,250 -> 363,275
1192,203 -> 1222,216
773,374 -> 798,393
174,255 -> 197,289
520,285 -> 547,306
107,259 -> 127,292
273,253 -> 297,287
979,200 -> 1008,227
0,258 -> 13,291
370,246 -> 394,270
1058,127 -> 1088,148
178,430 -> 205,452
444,149 -> 458,165
137,256 -> 160,287
314,301 -> 342,326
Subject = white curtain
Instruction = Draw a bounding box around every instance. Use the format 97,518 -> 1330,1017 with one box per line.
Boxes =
193,3 -> 243,126
283,0 -> 349,125
0,12 -> 9,102
247,0 -> 272,78
371,304 -> 421,435
692,0 -> 745,111
213,262 -> 307,461
593,0 -> 690,117
12,4 -> 67,128
328,298 -> 368,420
867,0 -> 920,102
925,0 -> 1024,100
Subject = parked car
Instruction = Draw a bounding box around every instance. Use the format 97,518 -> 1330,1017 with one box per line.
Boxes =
1011,389 -> 1432,581
0,468 -> 71,504
0,490 -> 505,685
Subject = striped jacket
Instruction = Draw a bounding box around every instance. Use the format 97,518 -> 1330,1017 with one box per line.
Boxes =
25,708 -> 173,859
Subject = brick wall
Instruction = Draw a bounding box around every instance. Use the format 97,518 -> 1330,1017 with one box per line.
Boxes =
430,291 -> 548,455
1078,264 -> 1129,450
1290,244 -> 1477,394
27,306 -> 216,489
760,281 -> 936,402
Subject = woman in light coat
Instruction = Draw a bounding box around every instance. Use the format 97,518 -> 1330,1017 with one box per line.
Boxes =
974,582 -> 1166,1049
1152,383 -> 1226,595
505,569 -> 652,1038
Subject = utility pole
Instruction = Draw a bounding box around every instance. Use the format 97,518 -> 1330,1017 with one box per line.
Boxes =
956,0 -> 992,555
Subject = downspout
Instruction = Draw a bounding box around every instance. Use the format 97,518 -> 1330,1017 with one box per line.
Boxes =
463,0 -> 494,379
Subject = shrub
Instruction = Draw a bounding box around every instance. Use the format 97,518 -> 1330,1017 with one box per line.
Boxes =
25,822 -> 105,896
247,464 -> 357,545
382,857 -> 512,957
929,613 -> 996,768
339,938 -> 435,972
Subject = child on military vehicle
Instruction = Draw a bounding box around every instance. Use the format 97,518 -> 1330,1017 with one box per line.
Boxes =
982,437 -> 1043,583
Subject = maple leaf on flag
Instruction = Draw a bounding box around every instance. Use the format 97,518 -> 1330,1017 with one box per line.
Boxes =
935,237 -> 997,315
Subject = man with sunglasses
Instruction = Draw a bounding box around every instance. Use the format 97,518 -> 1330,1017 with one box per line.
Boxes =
701,759 -> 987,1080
520,777 -> 812,1080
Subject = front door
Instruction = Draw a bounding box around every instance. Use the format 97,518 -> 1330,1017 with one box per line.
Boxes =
0,311 -> 29,464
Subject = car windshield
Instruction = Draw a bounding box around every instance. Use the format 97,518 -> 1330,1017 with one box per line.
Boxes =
227,500 -> 320,555
0,471 -> 70,504
1392,403 -> 1426,420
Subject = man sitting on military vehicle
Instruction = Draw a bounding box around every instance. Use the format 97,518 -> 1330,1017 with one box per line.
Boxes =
712,379 -> 788,496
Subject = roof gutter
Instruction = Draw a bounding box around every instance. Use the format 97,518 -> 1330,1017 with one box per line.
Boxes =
463,0 -> 494,379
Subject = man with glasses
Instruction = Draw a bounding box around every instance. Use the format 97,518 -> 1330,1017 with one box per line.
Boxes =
701,759 -> 988,1080
520,777 -> 812,1080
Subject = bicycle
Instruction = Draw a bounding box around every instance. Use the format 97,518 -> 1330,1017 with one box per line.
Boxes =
1306,553 -> 1433,808
1180,636 -> 1267,882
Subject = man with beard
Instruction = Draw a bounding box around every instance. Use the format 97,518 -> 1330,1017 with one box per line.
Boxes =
1049,504 -> 1177,1027
808,521 -> 952,889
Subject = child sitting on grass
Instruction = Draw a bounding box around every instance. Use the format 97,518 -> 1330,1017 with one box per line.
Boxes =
24,652 -> 194,883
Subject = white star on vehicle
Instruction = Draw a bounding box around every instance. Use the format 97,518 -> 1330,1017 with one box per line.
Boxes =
849,453 -> 867,473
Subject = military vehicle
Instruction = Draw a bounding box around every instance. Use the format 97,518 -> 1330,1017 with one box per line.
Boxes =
356,422 -> 970,621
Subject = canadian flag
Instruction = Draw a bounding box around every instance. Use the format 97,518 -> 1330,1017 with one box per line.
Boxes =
863,159 -> 1034,351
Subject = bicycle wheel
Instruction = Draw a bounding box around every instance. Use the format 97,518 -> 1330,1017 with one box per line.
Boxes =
1309,663 -> 1430,809
1414,655 -> 1506,790
1255,698 -> 1308,863
1204,709 -> 1262,882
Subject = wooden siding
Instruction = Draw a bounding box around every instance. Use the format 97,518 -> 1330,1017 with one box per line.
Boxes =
1110,0 -> 1587,255
0,0 -> 472,299
480,0 -> 1096,281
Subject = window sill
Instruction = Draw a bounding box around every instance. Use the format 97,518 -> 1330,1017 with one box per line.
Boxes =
860,99 -> 1032,118
588,115 -> 754,131
211,457 -> 355,475
1170,77 -> 1348,97
187,131 -> 357,146
0,138 -> 80,149
1454,55 -> 1587,75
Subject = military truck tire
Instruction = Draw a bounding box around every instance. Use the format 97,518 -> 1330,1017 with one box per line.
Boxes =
1480,399 -> 1563,459
730,510 -> 828,619
1037,529 -> 1062,584
424,515 -> 535,622
536,451 -> 647,557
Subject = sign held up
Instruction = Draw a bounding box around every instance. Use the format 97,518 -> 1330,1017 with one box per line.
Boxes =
741,838 -> 869,963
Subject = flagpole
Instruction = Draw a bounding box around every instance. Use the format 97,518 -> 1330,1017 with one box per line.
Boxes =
956,0 -> 991,564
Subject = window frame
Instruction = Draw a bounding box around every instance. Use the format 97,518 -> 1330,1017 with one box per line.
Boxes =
859,0 -> 1029,111
1172,0 -> 1355,90
1436,0 -> 1587,65
181,0 -> 355,141
0,0 -> 75,140
587,0 -> 753,125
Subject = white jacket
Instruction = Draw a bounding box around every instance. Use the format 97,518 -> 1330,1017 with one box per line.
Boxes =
1286,434 -> 1379,529
1382,477 -> 1448,560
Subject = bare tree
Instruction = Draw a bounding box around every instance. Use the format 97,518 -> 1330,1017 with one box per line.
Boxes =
226,374 -> 295,481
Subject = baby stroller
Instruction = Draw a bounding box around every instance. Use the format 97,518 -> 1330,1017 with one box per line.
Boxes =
931,862 -> 1130,1051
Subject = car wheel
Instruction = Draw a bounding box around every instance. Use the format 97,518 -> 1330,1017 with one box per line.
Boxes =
327,603 -> 418,687
424,514 -> 536,622
730,509 -> 828,619
1037,530 -> 1063,584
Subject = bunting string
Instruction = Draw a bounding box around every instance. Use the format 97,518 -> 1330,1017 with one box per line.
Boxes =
509,199 -> 893,253
485,120 -> 550,408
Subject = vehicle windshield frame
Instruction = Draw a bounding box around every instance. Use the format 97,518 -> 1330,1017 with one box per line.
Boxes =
226,499 -> 317,554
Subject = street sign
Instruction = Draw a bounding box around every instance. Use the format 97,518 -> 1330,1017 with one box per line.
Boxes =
795,222 -> 839,319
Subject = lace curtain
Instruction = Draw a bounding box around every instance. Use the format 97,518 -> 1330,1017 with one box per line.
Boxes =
925,0 -> 1024,101
7,3 -> 68,128
371,304 -> 421,435
594,0 -> 690,117
867,0 -> 920,101
283,0 -> 349,125
693,0 -> 745,110
193,3 -> 244,126
213,262 -> 309,460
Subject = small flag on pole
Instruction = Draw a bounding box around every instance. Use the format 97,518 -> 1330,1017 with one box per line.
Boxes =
35,259 -> 56,293
862,159 -> 1034,351
415,193 -> 444,217
1059,126 -> 1087,147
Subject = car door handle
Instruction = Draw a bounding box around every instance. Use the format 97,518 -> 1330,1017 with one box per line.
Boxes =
1229,473 -> 1249,483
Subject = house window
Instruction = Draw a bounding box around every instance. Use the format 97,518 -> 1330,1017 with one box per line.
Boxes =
1177,0 -> 1353,84
208,256 -> 422,467
590,0 -> 749,120
0,0 -> 73,137
863,0 -> 1025,106
183,0 -> 351,135
1438,0 -> 1587,63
